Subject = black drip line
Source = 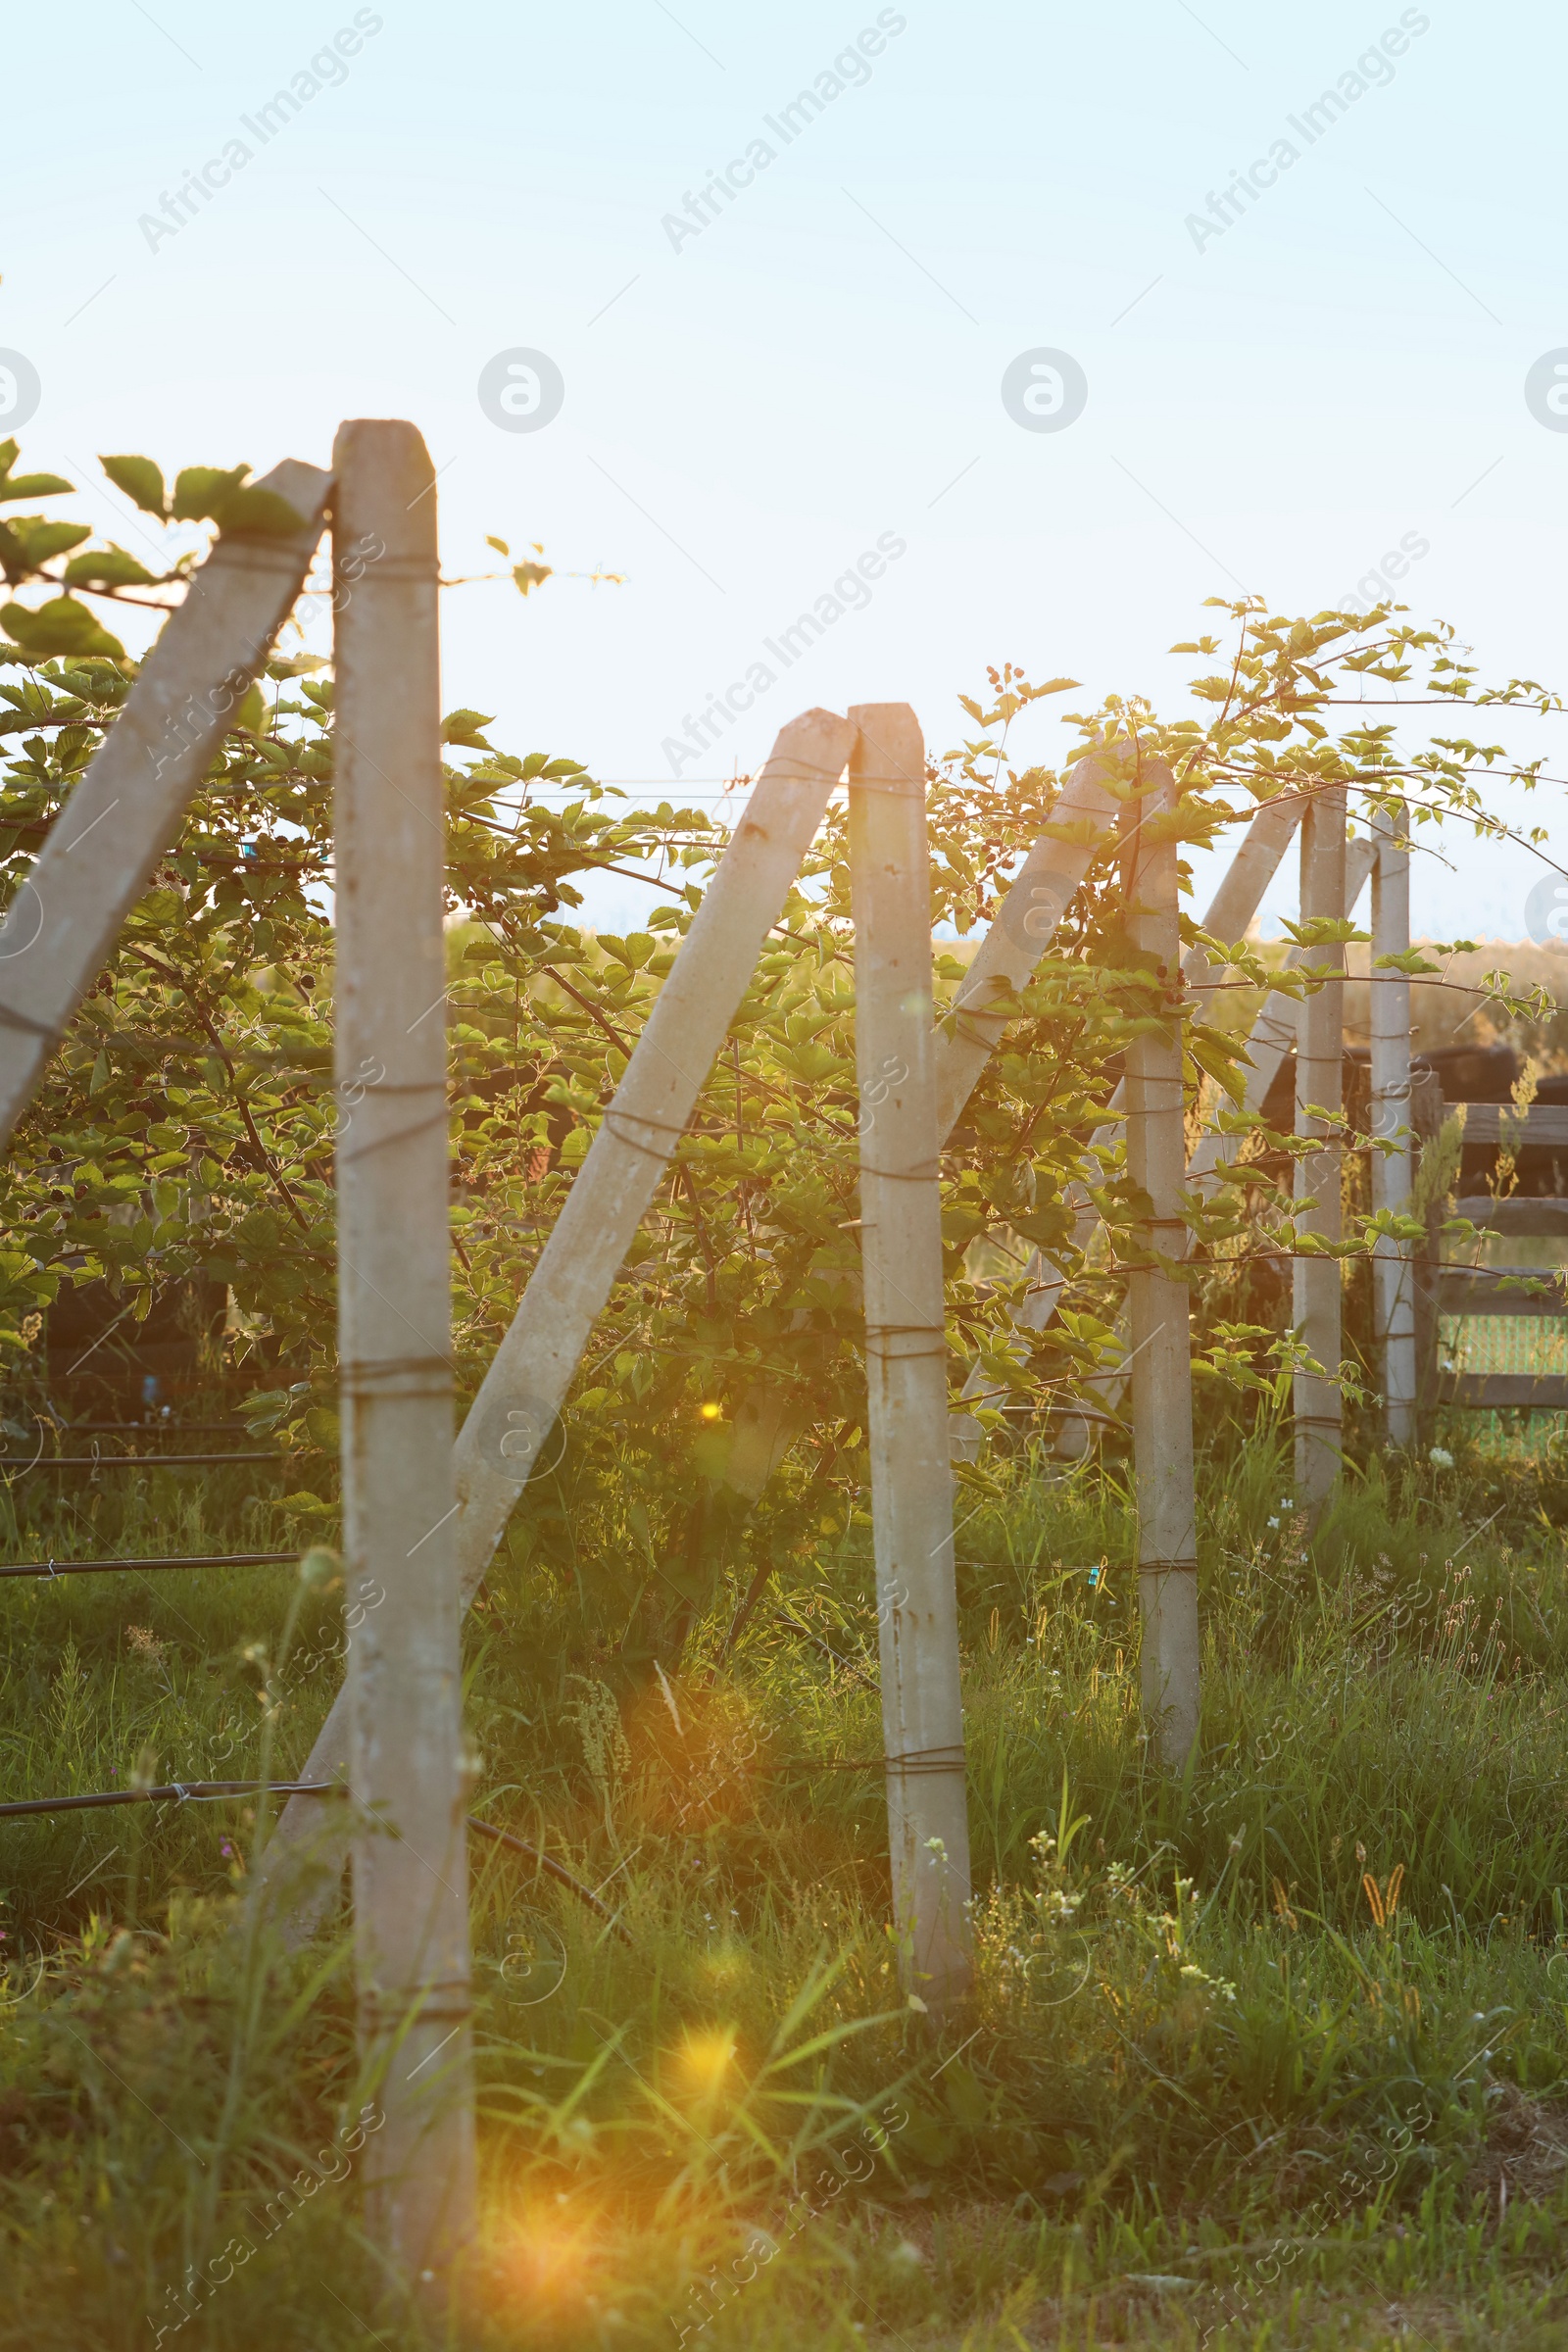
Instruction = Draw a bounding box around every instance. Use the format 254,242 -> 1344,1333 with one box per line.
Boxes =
466,1815 -> 630,1935
0,1453 -> 280,1470
63,1422 -> 251,1434
0,1782 -> 629,1938
0,1779 -> 343,1817
0,1550 -> 297,1581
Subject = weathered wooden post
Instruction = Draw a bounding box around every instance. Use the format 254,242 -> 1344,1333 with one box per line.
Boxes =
1370,800 -> 1417,1446
333,419 -> 474,2292
849,702 -> 971,2006
1121,764 -> 1200,1768
1294,787 -> 1348,1516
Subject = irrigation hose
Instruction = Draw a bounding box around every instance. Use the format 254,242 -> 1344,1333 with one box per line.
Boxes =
0,1552 -> 299,1579
0,1782 -> 630,1941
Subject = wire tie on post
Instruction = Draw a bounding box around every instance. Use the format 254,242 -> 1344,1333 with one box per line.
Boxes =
858,1161 -> 942,1183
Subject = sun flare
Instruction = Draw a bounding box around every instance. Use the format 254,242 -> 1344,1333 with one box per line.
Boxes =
675,2024 -> 738,2096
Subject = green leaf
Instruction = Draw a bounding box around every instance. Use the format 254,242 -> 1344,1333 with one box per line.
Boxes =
171,464 -> 248,522
63,543 -> 156,588
485,534 -> 511,556
100,454 -> 168,518
0,473 -> 74,505
442,709 -> 497,749
7,520 -> 90,568
0,595 -> 125,661
1279,914 -> 1369,948
1191,1034 -> 1249,1107
1372,947 -> 1442,976
940,2060 -> 990,2129
213,483 -> 307,535
773,1041 -> 840,1084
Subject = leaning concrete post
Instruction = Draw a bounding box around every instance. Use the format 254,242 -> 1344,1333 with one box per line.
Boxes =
1121,765 -> 1200,1767
0,461 -> 330,1150
943,754 -> 1120,1457
1188,836 -> 1374,1195
1294,787 -> 1347,1515
849,702 -> 971,2007
1370,801 -> 1416,1447
261,708 -> 857,1935
1018,793 -> 1303,1390
935,751 -> 1120,1139
1181,794 -> 1303,1023
333,420 -> 474,2291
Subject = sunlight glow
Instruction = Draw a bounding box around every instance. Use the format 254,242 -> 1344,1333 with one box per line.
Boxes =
676,2024 -> 738,2095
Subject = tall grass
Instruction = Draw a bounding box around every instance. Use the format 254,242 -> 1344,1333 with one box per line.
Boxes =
3,1422 -> 1568,2345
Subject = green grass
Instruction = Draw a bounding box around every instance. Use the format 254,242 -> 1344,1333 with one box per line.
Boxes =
4,1420 -> 1568,2346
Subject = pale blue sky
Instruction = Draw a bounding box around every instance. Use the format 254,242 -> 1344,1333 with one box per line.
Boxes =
8,0 -> 1566,940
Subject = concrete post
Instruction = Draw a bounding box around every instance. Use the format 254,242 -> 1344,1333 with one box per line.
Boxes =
1294,788 -> 1347,1516
1121,765 -> 1200,1767
849,701 -> 972,2006
332,419 -> 474,2294
1370,801 -> 1416,1446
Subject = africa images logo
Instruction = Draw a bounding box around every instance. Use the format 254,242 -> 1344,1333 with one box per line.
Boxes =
1183,10 -> 1431,252
659,12 -> 908,254
1525,873 -> 1568,945
136,12 -> 384,251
